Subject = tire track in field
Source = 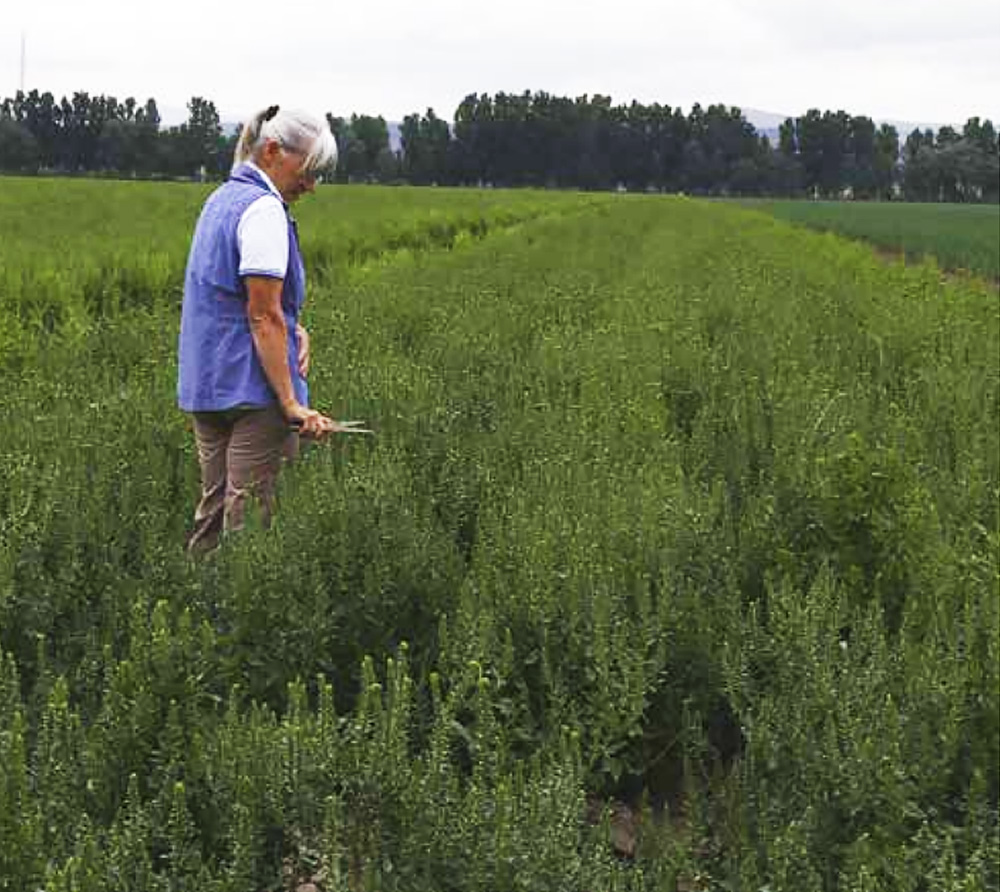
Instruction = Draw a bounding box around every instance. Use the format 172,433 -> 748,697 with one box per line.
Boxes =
304,199 -> 614,283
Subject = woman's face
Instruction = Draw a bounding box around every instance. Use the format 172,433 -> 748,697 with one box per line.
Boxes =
258,139 -> 320,204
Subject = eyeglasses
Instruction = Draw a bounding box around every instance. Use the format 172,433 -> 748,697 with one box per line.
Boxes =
298,165 -> 324,185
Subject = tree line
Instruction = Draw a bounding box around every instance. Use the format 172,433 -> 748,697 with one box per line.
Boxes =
2,88 -> 998,201
0,92 -> 231,180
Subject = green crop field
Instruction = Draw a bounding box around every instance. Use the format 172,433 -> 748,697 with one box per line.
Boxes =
1,178 -> 998,891
742,199 -> 1000,281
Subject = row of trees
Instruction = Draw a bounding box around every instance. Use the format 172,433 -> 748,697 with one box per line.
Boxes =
0,91 -> 231,179
899,120 -> 1000,203
777,109 -> 1000,202
2,88 -> 998,200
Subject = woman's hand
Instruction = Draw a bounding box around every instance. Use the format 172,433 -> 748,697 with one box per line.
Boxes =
296,323 -> 310,378
283,402 -> 335,439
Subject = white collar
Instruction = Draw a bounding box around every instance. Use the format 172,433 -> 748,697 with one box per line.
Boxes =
246,160 -> 283,201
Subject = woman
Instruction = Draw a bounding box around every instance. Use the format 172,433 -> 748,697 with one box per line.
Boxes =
178,105 -> 348,553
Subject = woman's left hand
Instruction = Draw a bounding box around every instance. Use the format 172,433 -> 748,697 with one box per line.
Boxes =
296,323 -> 310,378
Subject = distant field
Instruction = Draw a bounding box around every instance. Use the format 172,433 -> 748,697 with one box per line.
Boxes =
742,200 -> 1000,280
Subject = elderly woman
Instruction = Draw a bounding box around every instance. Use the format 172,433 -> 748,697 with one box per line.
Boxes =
178,105 -> 351,553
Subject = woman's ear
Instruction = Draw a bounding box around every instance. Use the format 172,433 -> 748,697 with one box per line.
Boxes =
260,138 -> 283,165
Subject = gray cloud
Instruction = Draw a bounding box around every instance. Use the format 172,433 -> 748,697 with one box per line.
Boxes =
4,0 -> 998,126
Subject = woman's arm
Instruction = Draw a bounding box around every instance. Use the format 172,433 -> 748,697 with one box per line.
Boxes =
246,276 -> 333,437
246,276 -> 296,413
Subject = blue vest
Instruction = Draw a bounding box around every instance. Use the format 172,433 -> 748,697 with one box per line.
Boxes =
177,164 -> 308,411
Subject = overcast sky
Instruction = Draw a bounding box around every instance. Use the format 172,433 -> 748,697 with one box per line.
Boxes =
4,0 -> 999,129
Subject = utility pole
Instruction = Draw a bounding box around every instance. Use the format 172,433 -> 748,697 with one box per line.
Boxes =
20,31 -> 26,92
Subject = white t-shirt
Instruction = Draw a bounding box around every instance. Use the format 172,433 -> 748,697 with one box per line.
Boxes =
236,162 -> 289,279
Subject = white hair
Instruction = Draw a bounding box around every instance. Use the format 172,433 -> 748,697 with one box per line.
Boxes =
233,105 -> 338,174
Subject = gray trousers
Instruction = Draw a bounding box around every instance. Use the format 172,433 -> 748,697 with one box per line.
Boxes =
187,405 -> 298,554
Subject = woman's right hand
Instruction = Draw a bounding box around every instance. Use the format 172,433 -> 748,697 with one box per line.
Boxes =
283,402 -> 336,439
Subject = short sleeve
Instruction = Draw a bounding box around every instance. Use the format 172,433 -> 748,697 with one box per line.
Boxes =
237,194 -> 289,279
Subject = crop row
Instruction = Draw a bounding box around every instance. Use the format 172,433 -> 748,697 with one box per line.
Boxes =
0,178 -> 610,370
